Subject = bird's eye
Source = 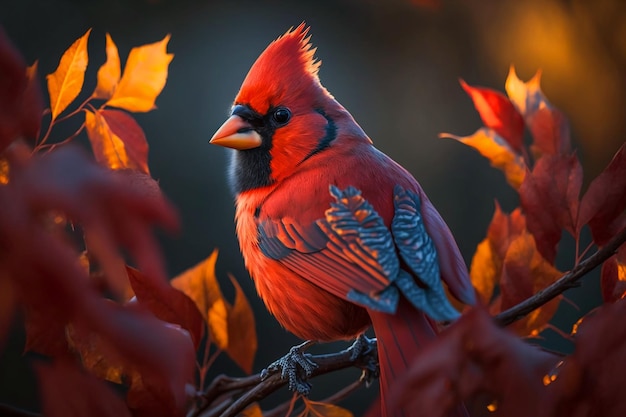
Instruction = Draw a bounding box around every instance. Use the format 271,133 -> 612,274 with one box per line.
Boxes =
272,107 -> 291,125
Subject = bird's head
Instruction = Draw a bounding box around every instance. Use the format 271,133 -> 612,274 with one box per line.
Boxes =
210,24 -> 363,194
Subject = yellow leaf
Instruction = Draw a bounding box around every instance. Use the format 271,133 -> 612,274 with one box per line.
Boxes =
93,33 -> 121,100
85,109 -> 130,170
505,65 -> 543,117
106,35 -> 173,112
469,238 -> 499,305
46,29 -> 91,120
300,399 -> 353,417
225,274 -> 257,374
440,127 -> 526,189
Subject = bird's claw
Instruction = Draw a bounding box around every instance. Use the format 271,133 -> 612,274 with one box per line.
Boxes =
349,335 -> 379,386
261,340 -> 318,395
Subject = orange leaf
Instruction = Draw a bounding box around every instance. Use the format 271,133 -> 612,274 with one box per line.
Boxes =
93,33 -> 121,100
106,35 -> 173,112
440,128 -> 526,189
469,238 -> 499,305
36,359 -> 132,417
225,273 -> 257,374
85,108 -> 150,174
46,29 -> 91,120
0,157 -> 8,184
300,398 -> 354,417
459,79 -> 524,152
170,251 -> 257,373
240,403 -> 263,417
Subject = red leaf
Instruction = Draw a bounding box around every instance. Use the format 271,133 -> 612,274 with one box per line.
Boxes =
540,298 -> 626,417
527,106 -> 571,157
460,79 -> 524,152
519,153 -> 582,262
578,143 -> 626,245
85,109 -> 150,175
500,232 -> 562,336
0,27 -> 43,151
127,266 -> 205,349
391,307 -> 560,417
36,359 -> 132,417
487,203 -> 526,259
100,109 -> 150,174
600,246 -> 626,303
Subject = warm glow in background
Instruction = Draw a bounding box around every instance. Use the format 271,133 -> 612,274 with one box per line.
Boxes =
2,0 -> 625,414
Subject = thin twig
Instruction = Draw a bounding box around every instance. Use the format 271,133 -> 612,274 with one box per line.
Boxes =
496,226 -> 626,326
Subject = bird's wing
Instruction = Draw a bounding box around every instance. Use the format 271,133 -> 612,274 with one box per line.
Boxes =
258,186 -> 401,314
258,185 -> 461,320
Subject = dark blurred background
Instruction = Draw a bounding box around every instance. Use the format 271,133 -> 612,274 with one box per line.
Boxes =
1,0 -> 625,415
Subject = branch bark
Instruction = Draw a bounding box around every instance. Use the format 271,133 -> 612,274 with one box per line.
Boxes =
495,226 -> 626,326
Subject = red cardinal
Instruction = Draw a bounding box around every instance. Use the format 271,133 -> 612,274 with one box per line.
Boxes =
210,24 -> 475,417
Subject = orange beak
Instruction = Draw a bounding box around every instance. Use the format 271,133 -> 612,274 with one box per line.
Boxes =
209,115 -> 262,150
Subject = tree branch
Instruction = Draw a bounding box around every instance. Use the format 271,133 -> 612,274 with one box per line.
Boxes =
495,226 -> 626,327
194,342 -> 377,417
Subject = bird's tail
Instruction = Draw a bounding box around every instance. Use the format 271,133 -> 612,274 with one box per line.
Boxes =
369,298 -> 469,417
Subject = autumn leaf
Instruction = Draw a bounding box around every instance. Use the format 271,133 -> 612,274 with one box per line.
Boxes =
501,232 -> 562,336
440,128 -> 526,189
578,143 -> 626,246
391,307 -> 560,417
36,359 -> 132,417
85,108 -> 150,174
459,79 -> 524,152
66,322 -> 125,384
0,275 -> 16,349
469,239 -> 499,305
0,157 -> 8,184
171,250 -> 257,373
505,66 -> 571,157
0,28 -> 43,150
170,250 -> 227,345
600,246 -> 626,303
225,274 -> 257,374
127,266 -> 205,349
127,371 -> 185,417
46,29 -> 91,120
299,398 -> 354,417
470,204 -> 526,308
106,35 -> 173,112
240,403 -> 263,417
93,33 -> 121,100
519,153 -> 582,262
540,298 -> 626,417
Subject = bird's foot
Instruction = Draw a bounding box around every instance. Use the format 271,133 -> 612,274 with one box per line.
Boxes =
348,334 -> 379,385
261,340 -> 318,395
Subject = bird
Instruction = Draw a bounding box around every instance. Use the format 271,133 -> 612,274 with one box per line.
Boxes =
210,24 -> 475,417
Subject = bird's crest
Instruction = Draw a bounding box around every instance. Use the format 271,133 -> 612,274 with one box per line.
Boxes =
235,23 -> 329,114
